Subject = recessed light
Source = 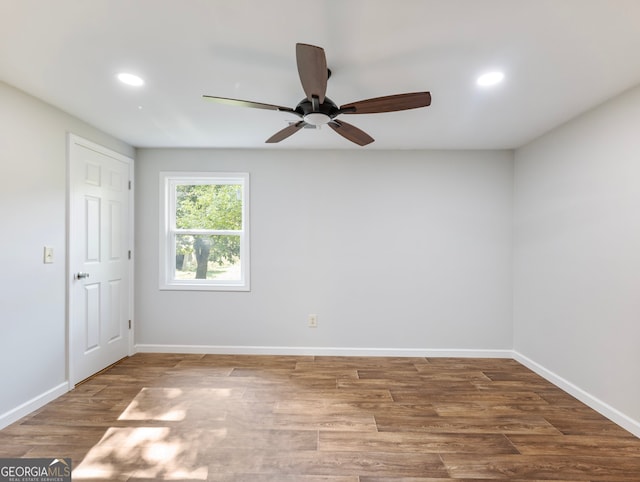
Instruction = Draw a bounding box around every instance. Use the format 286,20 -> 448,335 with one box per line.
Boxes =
117,72 -> 144,87
476,71 -> 504,87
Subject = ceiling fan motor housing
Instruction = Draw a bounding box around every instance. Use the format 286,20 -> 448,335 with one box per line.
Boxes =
297,97 -> 340,125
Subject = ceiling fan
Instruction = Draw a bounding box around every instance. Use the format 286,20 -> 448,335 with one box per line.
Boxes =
203,43 -> 431,146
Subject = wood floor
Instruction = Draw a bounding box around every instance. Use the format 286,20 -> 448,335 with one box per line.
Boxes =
1,354 -> 640,481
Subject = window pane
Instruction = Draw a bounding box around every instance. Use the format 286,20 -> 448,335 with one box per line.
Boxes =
175,184 -> 243,230
161,171 -> 250,291
175,234 -> 242,281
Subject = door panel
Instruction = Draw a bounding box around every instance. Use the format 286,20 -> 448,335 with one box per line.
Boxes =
108,279 -> 122,342
84,283 -> 100,352
69,135 -> 132,385
109,201 -> 122,260
85,196 -> 101,262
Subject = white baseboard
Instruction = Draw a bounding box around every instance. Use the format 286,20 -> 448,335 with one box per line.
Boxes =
0,382 -> 68,430
135,344 -> 513,358
513,351 -> 640,438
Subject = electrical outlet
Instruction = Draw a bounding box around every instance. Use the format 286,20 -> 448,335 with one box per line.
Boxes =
43,246 -> 54,264
308,314 -> 318,328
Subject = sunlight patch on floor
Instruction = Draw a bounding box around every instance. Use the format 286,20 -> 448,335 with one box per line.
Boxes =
73,426 -> 211,480
118,387 -> 237,422
72,386 -> 239,480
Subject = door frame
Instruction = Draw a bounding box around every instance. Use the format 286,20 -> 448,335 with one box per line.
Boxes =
66,133 -> 135,389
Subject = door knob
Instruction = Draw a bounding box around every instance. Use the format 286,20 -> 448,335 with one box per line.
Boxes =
75,272 -> 90,279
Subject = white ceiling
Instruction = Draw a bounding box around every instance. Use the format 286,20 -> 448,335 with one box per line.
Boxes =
2,0 -> 640,150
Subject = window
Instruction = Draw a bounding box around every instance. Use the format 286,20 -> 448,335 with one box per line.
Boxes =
160,172 -> 250,291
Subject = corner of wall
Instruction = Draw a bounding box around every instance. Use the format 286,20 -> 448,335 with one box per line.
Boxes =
0,383 -> 69,430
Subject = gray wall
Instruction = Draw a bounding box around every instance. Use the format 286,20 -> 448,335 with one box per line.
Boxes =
135,148 -> 514,354
0,81 -> 133,425
514,84 -> 640,430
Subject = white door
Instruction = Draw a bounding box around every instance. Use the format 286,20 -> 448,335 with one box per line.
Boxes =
68,134 -> 133,385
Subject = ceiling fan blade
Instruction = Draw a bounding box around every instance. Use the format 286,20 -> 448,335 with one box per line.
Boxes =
339,92 -> 431,114
203,95 -> 298,115
328,120 -> 374,146
296,43 -> 327,104
265,121 -> 307,143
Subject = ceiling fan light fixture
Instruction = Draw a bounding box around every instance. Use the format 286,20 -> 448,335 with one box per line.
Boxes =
476,71 -> 504,87
117,72 -> 144,87
303,112 -> 331,126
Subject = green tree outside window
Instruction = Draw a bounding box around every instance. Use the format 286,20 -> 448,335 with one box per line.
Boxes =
175,184 -> 243,280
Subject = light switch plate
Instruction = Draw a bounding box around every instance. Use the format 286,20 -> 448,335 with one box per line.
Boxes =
44,246 -> 54,264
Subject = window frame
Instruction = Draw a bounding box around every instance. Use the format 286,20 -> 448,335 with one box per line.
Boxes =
159,171 -> 250,291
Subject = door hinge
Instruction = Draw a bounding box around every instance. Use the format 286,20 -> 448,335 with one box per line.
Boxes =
128,180 -> 132,190
128,320 -> 132,330
128,250 -> 132,260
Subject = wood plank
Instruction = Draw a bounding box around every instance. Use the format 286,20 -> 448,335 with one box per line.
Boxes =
274,400 -> 440,421
433,401 -> 604,420
296,356 -> 428,371
206,450 -> 448,478
424,357 -> 522,370
442,454 -> 640,480
391,389 -> 549,404
243,388 -> 393,402
319,431 -> 519,454
507,433 -> 640,456
361,478 -> 579,482
338,378 -> 472,391
542,415 -> 637,437
223,412 -> 377,432
376,414 -> 562,435
207,476 -> 358,482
